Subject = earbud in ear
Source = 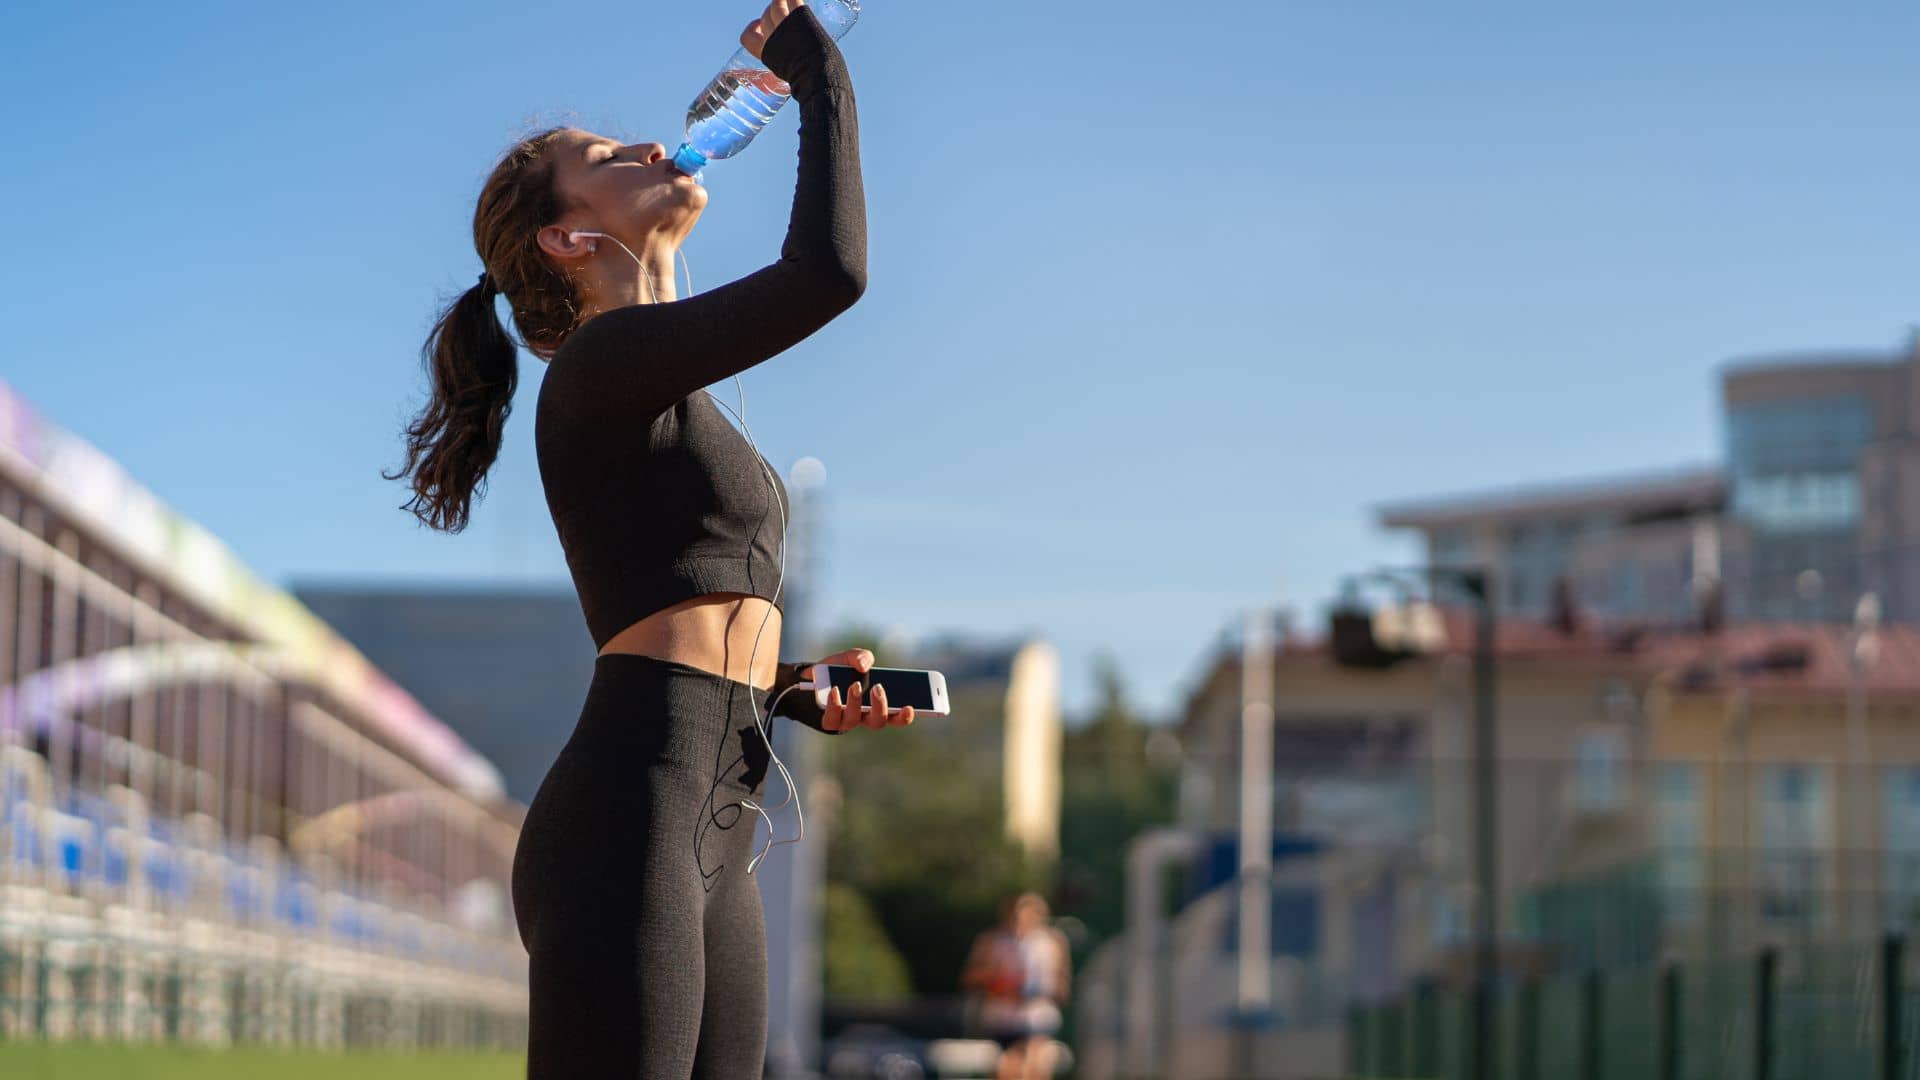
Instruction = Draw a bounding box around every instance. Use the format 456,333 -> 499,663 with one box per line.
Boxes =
567,229 -> 600,253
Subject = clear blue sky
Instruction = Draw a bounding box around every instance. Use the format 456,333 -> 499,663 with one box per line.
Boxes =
4,1 -> 1917,723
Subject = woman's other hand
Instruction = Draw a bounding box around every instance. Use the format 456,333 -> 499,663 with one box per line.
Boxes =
740,0 -> 806,60
812,646 -> 916,731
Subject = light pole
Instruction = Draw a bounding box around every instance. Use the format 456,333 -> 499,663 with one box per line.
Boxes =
763,455 -> 828,1080
1235,606 -> 1276,1075
1849,592 -> 1881,936
1458,569 -> 1498,1080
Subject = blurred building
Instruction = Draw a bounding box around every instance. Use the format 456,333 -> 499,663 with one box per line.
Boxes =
1075,330 -> 1920,1076
0,378 -> 526,1048
896,635 -> 1062,862
283,586 -> 594,806
1170,615 -> 1642,1011
1725,346 -> 1920,622
1381,466 -> 1725,623
1190,609 -> 1920,960
1608,621 -> 1920,957
1077,601 -> 1920,1078
1383,332 -> 1920,627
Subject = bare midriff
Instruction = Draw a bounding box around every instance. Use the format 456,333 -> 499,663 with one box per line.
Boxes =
595,591 -> 784,693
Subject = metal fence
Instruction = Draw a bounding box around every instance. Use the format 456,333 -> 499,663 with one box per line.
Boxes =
0,758 -> 527,1051
1348,935 -> 1919,1079
0,931 -> 523,1049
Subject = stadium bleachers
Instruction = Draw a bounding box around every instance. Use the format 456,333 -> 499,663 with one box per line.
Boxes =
0,748 -> 527,1048
0,381 -> 528,1051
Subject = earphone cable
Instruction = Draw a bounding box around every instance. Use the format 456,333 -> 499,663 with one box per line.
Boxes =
575,228 -> 809,876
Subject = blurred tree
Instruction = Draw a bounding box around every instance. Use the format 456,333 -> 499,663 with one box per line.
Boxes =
1052,650 -> 1179,953
800,620 -> 886,665
821,881 -> 914,1000
825,704 -> 1042,994
819,620 -> 1043,995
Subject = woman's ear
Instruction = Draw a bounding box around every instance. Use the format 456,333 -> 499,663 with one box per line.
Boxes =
535,224 -> 595,261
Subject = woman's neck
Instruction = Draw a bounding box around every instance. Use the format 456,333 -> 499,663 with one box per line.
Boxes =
581,247 -> 678,318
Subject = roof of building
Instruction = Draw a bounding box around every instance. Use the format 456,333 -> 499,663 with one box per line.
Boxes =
1377,465 -> 1726,530
1720,343 -> 1916,385
1722,350 -> 1899,376
1630,621 -> 1920,696
1200,611 -> 1920,701
1403,611 -> 1920,695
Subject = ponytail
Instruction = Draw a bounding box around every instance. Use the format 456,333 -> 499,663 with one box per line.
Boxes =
386,124 -> 585,533
385,275 -> 519,533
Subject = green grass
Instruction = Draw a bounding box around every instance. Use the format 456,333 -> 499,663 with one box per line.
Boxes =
0,1042 -> 524,1079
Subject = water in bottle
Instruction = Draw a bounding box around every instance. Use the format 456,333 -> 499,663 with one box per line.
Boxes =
670,0 -> 861,180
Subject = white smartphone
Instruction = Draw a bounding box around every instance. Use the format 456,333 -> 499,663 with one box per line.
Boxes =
808,663 -> 950,718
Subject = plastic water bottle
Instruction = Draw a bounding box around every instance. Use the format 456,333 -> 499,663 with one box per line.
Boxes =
669,0 -> 861,180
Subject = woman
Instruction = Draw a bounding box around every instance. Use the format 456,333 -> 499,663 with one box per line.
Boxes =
385,1 -> 910,1073
962,893 -> 1071,1080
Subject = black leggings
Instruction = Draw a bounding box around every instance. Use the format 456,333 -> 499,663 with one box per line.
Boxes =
512,652 -> 781,1078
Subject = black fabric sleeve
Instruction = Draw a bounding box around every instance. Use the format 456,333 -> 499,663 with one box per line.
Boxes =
769,659 -> 841,735
548,4 -> 866,423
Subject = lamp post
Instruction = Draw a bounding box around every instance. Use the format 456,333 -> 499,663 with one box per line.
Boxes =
764,455 -> 829,1079
1850,592 -> 1881,936
1235,607 -> 1276,1076
1457,568 -> 1498,1080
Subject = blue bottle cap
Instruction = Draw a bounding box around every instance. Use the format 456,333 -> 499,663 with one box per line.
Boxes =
671,143 -> 708,182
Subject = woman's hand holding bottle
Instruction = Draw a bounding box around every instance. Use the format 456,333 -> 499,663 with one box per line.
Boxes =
739,0 -> 806,60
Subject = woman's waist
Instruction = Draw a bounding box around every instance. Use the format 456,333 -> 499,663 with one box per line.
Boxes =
567,649 -> 782,791
597,591 -> 783,691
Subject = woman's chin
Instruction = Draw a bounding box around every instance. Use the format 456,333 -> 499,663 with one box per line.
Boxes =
659,181 -> 708,223
633,195 -> 704,244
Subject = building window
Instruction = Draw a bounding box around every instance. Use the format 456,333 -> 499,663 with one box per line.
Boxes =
1758,764 -> 1827,925
1732,472 -> 1861,530
1430,880 -> 1468,948
1507,574 -> 1532,611
1727,396 -> 1872,534
1727,396 -> 1873,475
1611,558 -> 1645,614
1574,727 -> 1627,813
1883,768 -> 1920,924
1430,528 -> 1475,569
1501,518 -> 1579,614
1654,764 -> 1702,928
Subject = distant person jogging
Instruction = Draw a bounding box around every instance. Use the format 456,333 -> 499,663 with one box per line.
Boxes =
385,1 -> 916,1074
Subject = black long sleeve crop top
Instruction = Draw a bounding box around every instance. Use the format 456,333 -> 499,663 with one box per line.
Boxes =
533,6 -> 863,732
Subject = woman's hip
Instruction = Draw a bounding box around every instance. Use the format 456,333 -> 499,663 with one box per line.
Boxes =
529,652 -> 777,809
511,653 -> 774,940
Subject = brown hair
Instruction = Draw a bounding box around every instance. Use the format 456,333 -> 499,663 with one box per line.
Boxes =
385,125 -> 590,533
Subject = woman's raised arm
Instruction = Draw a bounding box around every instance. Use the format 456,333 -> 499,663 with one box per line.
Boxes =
545,3 -> 866,424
